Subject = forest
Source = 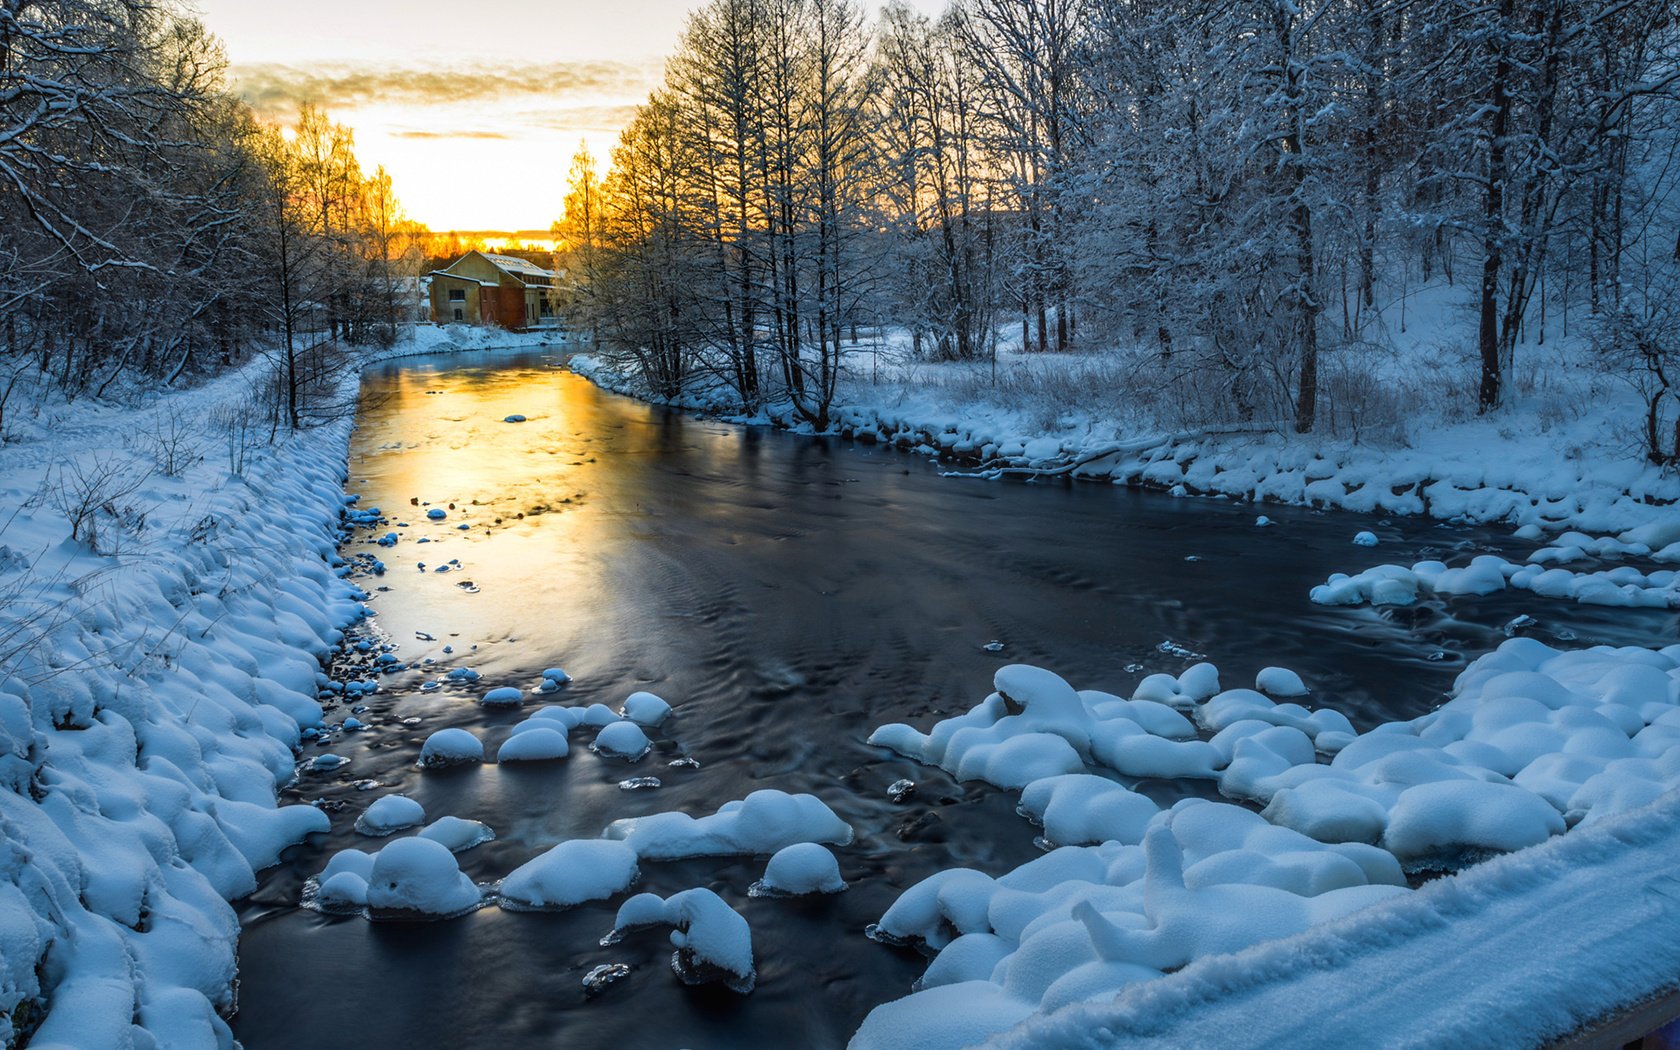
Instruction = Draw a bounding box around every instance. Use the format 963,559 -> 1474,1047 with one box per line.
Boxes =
0,0 -> 422,432
557,0 -> 1680,463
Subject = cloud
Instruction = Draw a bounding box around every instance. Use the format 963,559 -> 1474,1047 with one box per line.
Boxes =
520,104 -> 644,134
391,129 -> 514,140
231,59 -> 661,120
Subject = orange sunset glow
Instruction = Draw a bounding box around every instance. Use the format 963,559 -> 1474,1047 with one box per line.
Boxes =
203,0 -> 945,232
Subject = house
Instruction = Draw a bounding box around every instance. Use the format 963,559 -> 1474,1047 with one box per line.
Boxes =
427,251 -> 563,330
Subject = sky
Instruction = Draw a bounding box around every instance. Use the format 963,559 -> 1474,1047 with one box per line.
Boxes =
201,0 -> 943,233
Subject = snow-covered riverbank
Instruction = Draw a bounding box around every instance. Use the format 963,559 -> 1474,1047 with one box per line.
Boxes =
0,326 -> 553,1048
570,340 -> 1680,1047
570,339 -> 1680,539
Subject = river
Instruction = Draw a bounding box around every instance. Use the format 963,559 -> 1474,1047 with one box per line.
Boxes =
231,347 -> 1677,1049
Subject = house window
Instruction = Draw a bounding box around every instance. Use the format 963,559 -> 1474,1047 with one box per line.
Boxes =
528,303 -> 536,321
453,308 -> 464,321
448,289 -> 465,302
540,300 -> 553,317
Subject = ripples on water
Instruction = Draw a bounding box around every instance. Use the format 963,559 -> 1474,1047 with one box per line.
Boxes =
233,348 -> 1677,1050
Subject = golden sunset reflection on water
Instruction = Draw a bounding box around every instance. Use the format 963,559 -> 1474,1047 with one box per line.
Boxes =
348,353 -> 638,660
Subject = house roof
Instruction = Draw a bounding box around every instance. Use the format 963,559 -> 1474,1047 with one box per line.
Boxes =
480,253 -> 556,280
433,251 -> 559,289
426,270 -> 499,287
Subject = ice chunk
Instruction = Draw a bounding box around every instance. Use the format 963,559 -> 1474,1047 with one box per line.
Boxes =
582,963 -> 632,997
1353,530 -> 1379,546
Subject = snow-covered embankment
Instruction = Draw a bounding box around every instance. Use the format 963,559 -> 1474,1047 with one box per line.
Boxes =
569,353 -> 1680,538
0,370 -> 385,1047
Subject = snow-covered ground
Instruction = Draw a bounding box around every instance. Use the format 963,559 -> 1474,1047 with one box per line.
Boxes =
0,324 -> 550,1048
852,641 -> 1680,1050
7,316 -> 1674,1049
571,281 -> 1680,538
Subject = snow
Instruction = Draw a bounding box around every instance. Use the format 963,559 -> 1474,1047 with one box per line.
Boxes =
592,719 -> 653,760
355,794 -> 425,837
1017,775 -> 1158,848
608,889 -> 756,992
497,725 -> 570,762
8,321 -> 1664,1044
989,784 -> 1680,1050
366,837 -> 487,918
1312,553 -> 1679,610
418,815 -> 495,852
621,690 -> 673,726
480,686 -> 525,707
0,341 -> 511,1041
750,843 -> 848,897
419,727 -> 484,768
0,326 -> 574,1041
853,637 -> 1680,1047
604,789 -> 854,860
857,804 -> 1407,1049
498,840 -> 640,910
573,317 -> 1680,540
1353,531 -> 1379,546
1254,667 -> 1309,698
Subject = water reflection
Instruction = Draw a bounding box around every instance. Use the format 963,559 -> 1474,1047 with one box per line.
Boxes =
233,348 -> 1678,1050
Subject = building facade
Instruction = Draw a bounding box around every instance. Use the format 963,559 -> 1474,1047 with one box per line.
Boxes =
427,251 -> 562,330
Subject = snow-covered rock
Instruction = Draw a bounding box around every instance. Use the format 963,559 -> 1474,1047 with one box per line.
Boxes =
750,843 -> 848,897
366,837 -> 485,918
608,889 -> 755,992
621,690 -> 672,726
592,720 -> 652,760
605,789 -> 853,860
418,816 -> 495,853
497,725 -> 570,762
419,728 -> 484,768
498,840 -> 640,910
355,794 -> 426,837
1255,667 -> 1309,698
480,686 -> 524,707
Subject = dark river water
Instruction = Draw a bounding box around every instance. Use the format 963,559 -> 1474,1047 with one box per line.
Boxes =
231,347 -> 1678,1050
